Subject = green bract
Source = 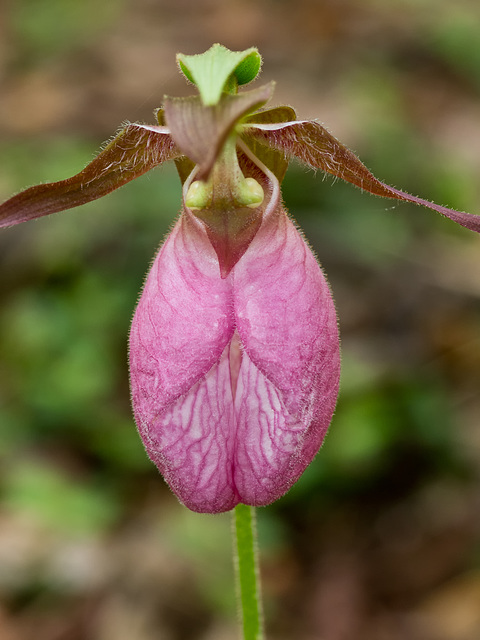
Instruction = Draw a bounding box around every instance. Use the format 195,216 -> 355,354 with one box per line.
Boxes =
177,43 -> 262,106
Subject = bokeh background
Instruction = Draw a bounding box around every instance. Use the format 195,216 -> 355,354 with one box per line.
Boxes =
1,1 -> 480,639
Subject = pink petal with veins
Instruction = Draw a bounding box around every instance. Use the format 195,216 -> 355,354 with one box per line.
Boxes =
129,196 -> 340,512
129,213 -> 237,512
233,206 -> 340,504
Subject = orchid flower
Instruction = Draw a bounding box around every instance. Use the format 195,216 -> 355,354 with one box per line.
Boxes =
1,45 -> 479,515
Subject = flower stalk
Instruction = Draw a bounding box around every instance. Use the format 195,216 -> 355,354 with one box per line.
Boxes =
233,504 -> 264,640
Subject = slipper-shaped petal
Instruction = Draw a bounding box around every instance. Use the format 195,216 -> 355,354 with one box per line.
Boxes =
233,204 -> 340,505
129,212 -> 237,512
129,170 -> 340,513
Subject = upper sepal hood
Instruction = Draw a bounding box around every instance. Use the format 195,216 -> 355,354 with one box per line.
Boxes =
244,119 -> 480,233
164,82 -> 274,180
163,85 -> 277,278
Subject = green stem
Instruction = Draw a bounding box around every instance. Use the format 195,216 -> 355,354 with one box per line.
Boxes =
233,504 -> 264,640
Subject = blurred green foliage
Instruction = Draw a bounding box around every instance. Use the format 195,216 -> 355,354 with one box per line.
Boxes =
4,461 -> 119,535
11,0 -> 124,62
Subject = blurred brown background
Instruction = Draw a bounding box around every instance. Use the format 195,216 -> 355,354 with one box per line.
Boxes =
1,1 -> 480,639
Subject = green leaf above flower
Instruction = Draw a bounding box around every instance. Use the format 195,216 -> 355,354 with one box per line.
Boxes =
177,43 -> 262,106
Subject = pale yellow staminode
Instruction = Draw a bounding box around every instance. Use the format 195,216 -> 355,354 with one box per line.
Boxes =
185,177 -> 264,211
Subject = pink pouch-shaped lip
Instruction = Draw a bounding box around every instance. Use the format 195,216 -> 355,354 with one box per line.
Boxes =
129,162 -> 340,513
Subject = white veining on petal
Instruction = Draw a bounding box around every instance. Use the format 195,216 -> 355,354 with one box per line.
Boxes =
232,193 -> 340,505
233,347 -> 307,502
130,142 -> 340,514
146,341 -> 237,512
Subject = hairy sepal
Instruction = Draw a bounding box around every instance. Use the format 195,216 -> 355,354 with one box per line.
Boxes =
246,120 -> 480,233
0,124 -> 179,228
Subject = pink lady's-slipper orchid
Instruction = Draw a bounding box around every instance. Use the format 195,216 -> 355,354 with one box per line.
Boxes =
1,45 -> 480,513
